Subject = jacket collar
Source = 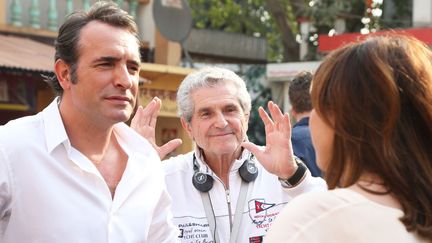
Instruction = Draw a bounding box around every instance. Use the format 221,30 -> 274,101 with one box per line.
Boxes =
193,147 -> 254,173
294,117 -> 309,127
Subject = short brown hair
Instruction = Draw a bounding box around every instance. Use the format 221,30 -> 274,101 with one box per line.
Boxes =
46,1 -> 139,96
311,35 -> 432,239
288,71 -> 313,113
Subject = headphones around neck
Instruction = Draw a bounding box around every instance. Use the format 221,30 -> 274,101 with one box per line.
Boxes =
192,153 -> 258,192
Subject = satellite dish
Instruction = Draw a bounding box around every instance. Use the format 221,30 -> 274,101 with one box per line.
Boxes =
153,0 -> 194,67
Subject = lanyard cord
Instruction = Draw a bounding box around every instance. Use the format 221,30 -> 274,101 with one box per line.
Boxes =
201,192 -> 220,243
200,180 -> 250,243
230,180 -> 249,243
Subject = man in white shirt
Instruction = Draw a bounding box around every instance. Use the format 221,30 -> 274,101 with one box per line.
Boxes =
132,67 -> 326,243
0,2 -> 178,242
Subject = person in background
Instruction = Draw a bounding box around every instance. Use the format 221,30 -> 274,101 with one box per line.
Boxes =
265,35 -> 432,242
288,71 -> 321,177
132,66 -> 326,243
0,2 -> 178,242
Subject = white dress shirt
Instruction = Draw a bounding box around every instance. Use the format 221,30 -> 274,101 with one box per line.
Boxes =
0,99 -> 179,243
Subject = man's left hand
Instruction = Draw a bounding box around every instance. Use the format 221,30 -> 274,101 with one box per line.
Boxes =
242,101 -> 298,179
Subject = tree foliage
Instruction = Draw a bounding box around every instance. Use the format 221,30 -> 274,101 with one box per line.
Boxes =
188,0 -> 283,61
243,65 -> 271,145
187,0 -> 413,62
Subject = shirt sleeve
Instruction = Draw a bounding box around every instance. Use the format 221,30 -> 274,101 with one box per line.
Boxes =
282,170 -> 327,198
147,186 -> 180,243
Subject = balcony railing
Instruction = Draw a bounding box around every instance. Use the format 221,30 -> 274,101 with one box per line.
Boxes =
7,0 -> 139,32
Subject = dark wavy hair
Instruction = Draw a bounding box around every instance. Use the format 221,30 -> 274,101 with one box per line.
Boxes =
288,71 -> 313,113
46,1 -> 139,96
311,35 -> 432,239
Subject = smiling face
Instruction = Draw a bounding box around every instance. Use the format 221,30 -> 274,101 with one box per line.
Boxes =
61,21 -> 141,126
182,82 -> 249,159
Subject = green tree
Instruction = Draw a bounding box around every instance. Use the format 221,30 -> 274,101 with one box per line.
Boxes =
243,65 -> 271,145
188,0 -> 285,61
187,0 -> 411,62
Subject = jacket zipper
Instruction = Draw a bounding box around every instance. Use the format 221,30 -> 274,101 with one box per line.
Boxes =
226,189 -> 233,231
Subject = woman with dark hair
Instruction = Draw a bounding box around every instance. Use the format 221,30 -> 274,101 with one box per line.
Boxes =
265,35 -> 432,242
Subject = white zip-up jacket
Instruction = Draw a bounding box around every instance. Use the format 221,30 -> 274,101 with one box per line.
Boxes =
163,150 -> 327,243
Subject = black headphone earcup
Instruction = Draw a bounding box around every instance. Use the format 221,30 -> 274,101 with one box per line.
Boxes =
239,161 -> 258,182
192,172 -> 214,192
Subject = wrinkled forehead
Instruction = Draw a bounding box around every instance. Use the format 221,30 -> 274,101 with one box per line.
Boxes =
190,83 -> 244,111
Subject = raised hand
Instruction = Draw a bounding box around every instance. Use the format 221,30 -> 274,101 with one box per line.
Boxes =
241,101 -> 297,179
130,97 -> 182,160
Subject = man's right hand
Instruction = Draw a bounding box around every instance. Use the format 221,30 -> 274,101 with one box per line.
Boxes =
131,97 -> 182,160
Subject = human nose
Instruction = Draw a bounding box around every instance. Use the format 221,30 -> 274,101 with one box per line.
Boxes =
114,65 -> 134,89
214,112 -> 228,128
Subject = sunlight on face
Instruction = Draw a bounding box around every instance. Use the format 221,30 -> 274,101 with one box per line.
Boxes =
184,82 -> 249,159
309,109 -> 334,172
68,21 -> 140,125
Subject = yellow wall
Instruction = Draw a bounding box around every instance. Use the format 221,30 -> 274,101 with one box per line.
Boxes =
154,30 -> 182,66
0,0 -> 5,25
139,63 -> 195,157
156,117 -> 194,158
